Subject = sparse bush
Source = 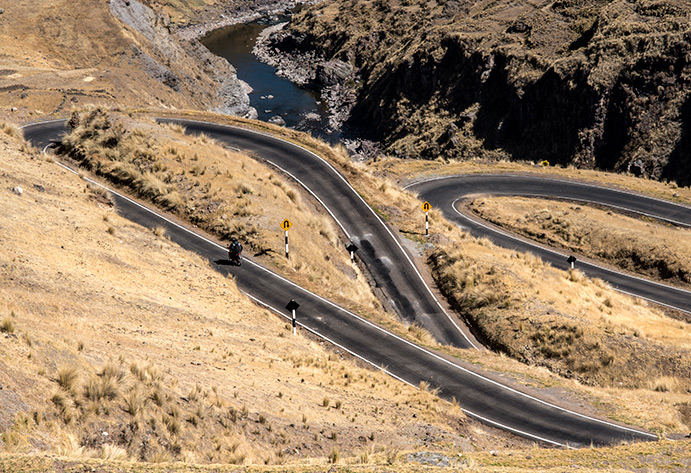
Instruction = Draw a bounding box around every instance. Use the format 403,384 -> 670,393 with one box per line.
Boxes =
567,268 -> 586,283
153,225 -> 166,237
101,444 -> 129,461
125,388 -> 146,416
151,386 -> 165,406
328,447 -> 340,463
386,446 -> 400,464
163,414 -> 180,435
0,316 -> 15,334
56,366 -> 79,392
84,374 -> 118,401
0,121 -> 22,139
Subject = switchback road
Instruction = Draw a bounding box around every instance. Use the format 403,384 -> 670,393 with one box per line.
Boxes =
23,119 -> 662,447
408,175 -> 691,315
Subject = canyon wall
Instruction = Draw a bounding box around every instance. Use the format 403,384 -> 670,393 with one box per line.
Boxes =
264,0 -> 691,185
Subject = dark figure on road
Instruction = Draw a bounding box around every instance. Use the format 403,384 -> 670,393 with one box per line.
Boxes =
228,238 -> 242,266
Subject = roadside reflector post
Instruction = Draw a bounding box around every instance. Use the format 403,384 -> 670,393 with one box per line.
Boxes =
567,255 -> 577,269
285,299 -> 300,335
422,201 -> 431,236
346,242 -> 358,263
280,219 -> 292,259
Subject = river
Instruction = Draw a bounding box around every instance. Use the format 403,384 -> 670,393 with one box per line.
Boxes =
201,18 -> 339,144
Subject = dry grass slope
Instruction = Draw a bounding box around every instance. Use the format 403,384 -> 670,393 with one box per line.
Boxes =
59,107 -> 387,318
155,110 -> 691,435
0,122 -> 481,466
2,115 -> 691,469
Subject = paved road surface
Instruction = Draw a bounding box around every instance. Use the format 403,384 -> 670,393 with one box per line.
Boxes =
22,119 -> 661,447
409,175 -> 691,314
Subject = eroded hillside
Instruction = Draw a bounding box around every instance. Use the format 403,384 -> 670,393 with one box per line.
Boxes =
264,0 -> 691,185
0,0 -> 249,121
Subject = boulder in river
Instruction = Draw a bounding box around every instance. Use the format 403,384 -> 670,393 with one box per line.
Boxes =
268,115 -> 286,126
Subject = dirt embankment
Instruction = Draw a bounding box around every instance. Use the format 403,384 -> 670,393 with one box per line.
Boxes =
468,196 -> 691,289
261,0 -> 691,186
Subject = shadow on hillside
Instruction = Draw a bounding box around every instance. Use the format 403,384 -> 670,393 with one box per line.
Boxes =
663,94 -> 691,187
400,229 -> 426,236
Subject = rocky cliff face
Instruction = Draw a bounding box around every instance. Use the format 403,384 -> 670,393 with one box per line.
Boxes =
110,0 -> 251,116
264,0 -> 691,185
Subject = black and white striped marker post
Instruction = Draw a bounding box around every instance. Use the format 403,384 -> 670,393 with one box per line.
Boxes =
285,299 -> 300,335
567,254 -> 577,269
280,219 -> 292,259
422,201 -> 431,235
346,242 -> 358,263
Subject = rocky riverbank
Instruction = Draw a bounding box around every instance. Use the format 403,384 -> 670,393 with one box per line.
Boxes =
107,0 -> 251,117
174,1 -> 319,41
253,22 -> 382,160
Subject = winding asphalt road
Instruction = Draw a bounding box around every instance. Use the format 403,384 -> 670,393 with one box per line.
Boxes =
409,175 -> 691,315
22,119 -> 664,447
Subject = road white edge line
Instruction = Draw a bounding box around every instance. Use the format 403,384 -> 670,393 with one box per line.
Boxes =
450,199 -> 691,311
158,117 -> 477,349
260,160 -> 351,239
405,173 -> 691,213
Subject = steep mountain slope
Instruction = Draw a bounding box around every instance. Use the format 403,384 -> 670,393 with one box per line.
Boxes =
0,0 -> 249,121
263,0 -> 691,185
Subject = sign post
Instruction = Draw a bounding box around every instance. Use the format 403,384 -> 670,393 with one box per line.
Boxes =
567,255 -> 577,269
346,242 -> 358,263
280,219 -> 292,259
422,201 -> 431,235
285,299 -> 300,335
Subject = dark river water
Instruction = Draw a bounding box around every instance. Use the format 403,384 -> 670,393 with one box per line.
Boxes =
202,19 -> 339,143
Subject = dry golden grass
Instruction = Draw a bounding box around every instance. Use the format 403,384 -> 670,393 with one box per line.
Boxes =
1,119 -> 690,471
59,108 -> 384,319
469,196 -> 691,288
0,119 -> 487,466
1,439 -> 691,472
429,241 -> 691,389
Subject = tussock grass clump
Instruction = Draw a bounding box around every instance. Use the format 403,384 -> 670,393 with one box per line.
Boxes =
0,121 -> 22,140
0,315 -> 16,334
56,366 -> 80,393
19,359 -> 311,464
328,447 -> 340,464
